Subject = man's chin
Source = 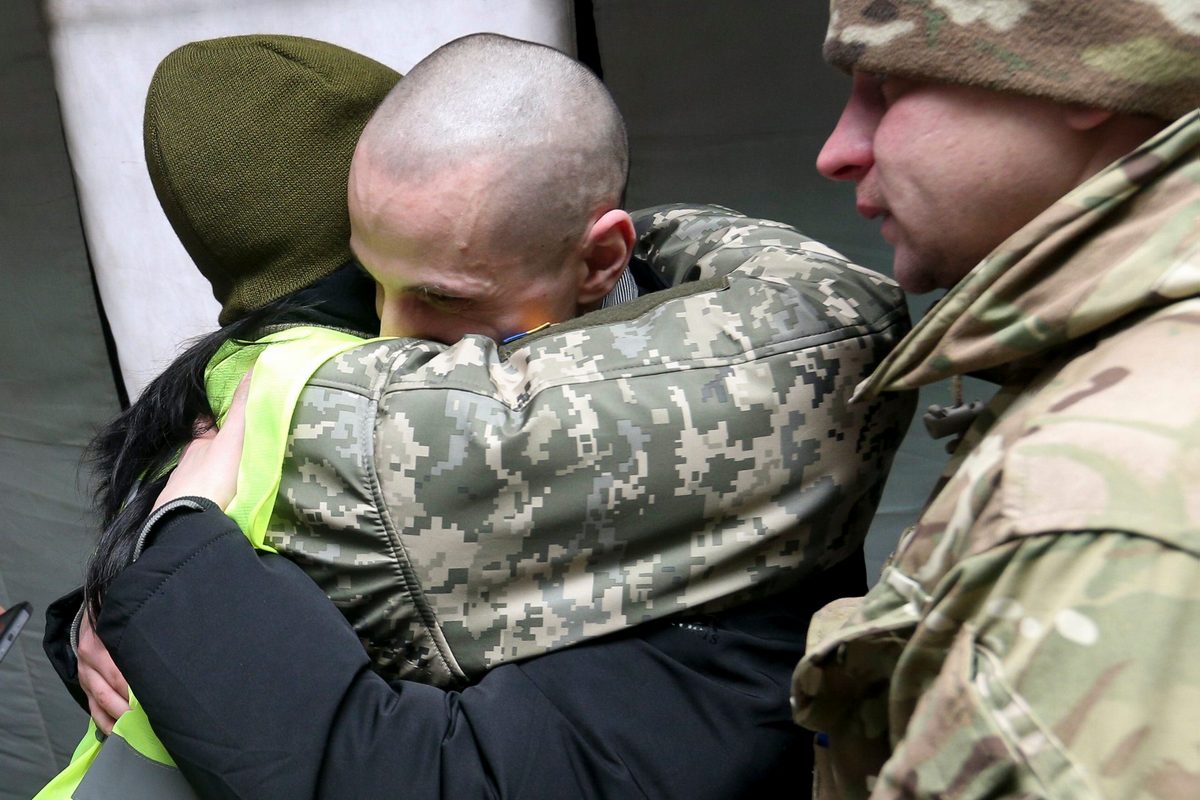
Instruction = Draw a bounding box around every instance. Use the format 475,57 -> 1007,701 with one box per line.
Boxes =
892,255 -> 941,296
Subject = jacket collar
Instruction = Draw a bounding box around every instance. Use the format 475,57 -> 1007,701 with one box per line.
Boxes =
856,110 -> 1200,400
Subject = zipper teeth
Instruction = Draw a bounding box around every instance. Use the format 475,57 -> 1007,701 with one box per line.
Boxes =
69,604 -> 84,656
132,498 -> 205,562
363,351 -> 466,683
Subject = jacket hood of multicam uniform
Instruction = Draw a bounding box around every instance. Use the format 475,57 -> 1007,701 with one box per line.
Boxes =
261,204 -> 915,687
855,110 -> 1200,399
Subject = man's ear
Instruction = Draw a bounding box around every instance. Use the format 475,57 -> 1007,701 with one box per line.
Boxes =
577,209 -> 636,307
1064,106 -> 1114,132
1063,106 -> 1165,173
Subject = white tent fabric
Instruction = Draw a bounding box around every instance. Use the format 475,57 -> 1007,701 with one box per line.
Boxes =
46,0 -> 576,399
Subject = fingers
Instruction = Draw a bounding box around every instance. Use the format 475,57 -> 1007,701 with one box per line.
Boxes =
88,702 -> 115,736
219,372 -> 251,439
153,371 -> 252,512
229,371 -> 252,415
211,373 -> 250,466
78,614 -> 130,735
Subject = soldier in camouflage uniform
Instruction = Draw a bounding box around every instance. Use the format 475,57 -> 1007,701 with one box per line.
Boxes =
792,1 -> 1200,797
258,199 -> 912,686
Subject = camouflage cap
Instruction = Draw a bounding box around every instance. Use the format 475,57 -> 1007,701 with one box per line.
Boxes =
144,35 -> 401,325
824,0 -> 1200,122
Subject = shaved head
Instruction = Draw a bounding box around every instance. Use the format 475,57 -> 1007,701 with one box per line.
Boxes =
348,33 -> 635,343
355,33 -> 627,265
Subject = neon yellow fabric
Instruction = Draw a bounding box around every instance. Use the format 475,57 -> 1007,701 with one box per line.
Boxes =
37,326 -> 370,799
220,327 -> 365,550
33,694 -> 174,799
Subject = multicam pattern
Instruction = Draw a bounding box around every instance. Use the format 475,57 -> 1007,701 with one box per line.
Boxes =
824,0 -> 1200,121
793,114 -> 1200,797
267,204 -> 914,686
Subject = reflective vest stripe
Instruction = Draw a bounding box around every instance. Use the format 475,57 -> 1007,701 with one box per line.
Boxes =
36,326 -> 371,799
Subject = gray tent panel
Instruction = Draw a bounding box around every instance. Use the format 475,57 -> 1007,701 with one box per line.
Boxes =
0,1 -> 122,797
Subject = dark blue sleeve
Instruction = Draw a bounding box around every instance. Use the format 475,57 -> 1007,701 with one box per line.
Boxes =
98,503 -> 857,800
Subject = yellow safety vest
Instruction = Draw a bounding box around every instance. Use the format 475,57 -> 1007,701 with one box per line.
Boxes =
36,326 -> 370,800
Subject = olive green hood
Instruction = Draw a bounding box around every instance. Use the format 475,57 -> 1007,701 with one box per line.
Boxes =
143,35 -> 400,325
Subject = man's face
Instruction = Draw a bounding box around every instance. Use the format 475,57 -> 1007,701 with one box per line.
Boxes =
349,156 -> 583,344
817,73 -> 1089,294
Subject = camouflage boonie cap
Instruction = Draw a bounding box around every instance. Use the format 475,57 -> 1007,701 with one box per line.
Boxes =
825,0 -> 1200,121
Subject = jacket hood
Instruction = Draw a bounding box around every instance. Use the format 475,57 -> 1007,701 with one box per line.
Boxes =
857,110 -> 1200,399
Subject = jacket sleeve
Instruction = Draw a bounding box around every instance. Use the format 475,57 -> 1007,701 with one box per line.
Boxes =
98,501 -> 854,800
43,586 -> 89,712
868,532 -> 1200,799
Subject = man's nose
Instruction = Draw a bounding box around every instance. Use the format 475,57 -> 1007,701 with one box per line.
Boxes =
816,82 -> 879,182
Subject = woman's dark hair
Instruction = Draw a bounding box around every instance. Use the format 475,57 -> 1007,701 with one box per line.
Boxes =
82,265 -> 378,622
83,304 -> 282,621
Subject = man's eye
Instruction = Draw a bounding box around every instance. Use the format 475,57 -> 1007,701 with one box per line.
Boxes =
418,288 -> 467,311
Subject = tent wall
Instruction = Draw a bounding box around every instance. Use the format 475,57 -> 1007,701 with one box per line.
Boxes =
0,3 -> 122,798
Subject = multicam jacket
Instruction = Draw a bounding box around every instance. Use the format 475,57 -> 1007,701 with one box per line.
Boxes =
793,112 -> 1200,798
262,204 -> 914,687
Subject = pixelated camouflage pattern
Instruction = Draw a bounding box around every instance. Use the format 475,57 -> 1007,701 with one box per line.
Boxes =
794,113 -> 1200,797
825,0 -> 1200,121
265,204 -> 914,686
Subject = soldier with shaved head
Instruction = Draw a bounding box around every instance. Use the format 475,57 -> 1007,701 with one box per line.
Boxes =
791,2 -> 1200,797
349,33 -> 637,344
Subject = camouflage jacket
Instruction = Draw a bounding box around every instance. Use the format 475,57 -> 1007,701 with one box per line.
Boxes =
793,112 -> 1200,798
265,204 -> 913,687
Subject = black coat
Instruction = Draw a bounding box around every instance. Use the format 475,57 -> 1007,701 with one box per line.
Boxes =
46,499 -> 863,799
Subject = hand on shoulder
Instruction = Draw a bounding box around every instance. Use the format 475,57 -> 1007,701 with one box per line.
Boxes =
153,373 -> 250,511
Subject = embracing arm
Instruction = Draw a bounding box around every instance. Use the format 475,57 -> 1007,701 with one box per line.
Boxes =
41,378 -> 252,736
89,353 -> 857,799
96,499 -> 474,799
96,500 -> 833,799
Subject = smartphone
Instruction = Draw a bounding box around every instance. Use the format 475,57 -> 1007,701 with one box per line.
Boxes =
0,602 -> 32,664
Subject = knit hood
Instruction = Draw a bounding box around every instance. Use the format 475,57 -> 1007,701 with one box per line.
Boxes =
144,35 -> 400,324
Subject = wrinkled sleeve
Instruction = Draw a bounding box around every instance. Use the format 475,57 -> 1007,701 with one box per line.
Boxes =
97,503 -> 834,800
874,532 -> 1200,799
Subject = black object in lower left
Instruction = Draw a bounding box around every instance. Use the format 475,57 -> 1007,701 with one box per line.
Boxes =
0,602 -> 32,664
